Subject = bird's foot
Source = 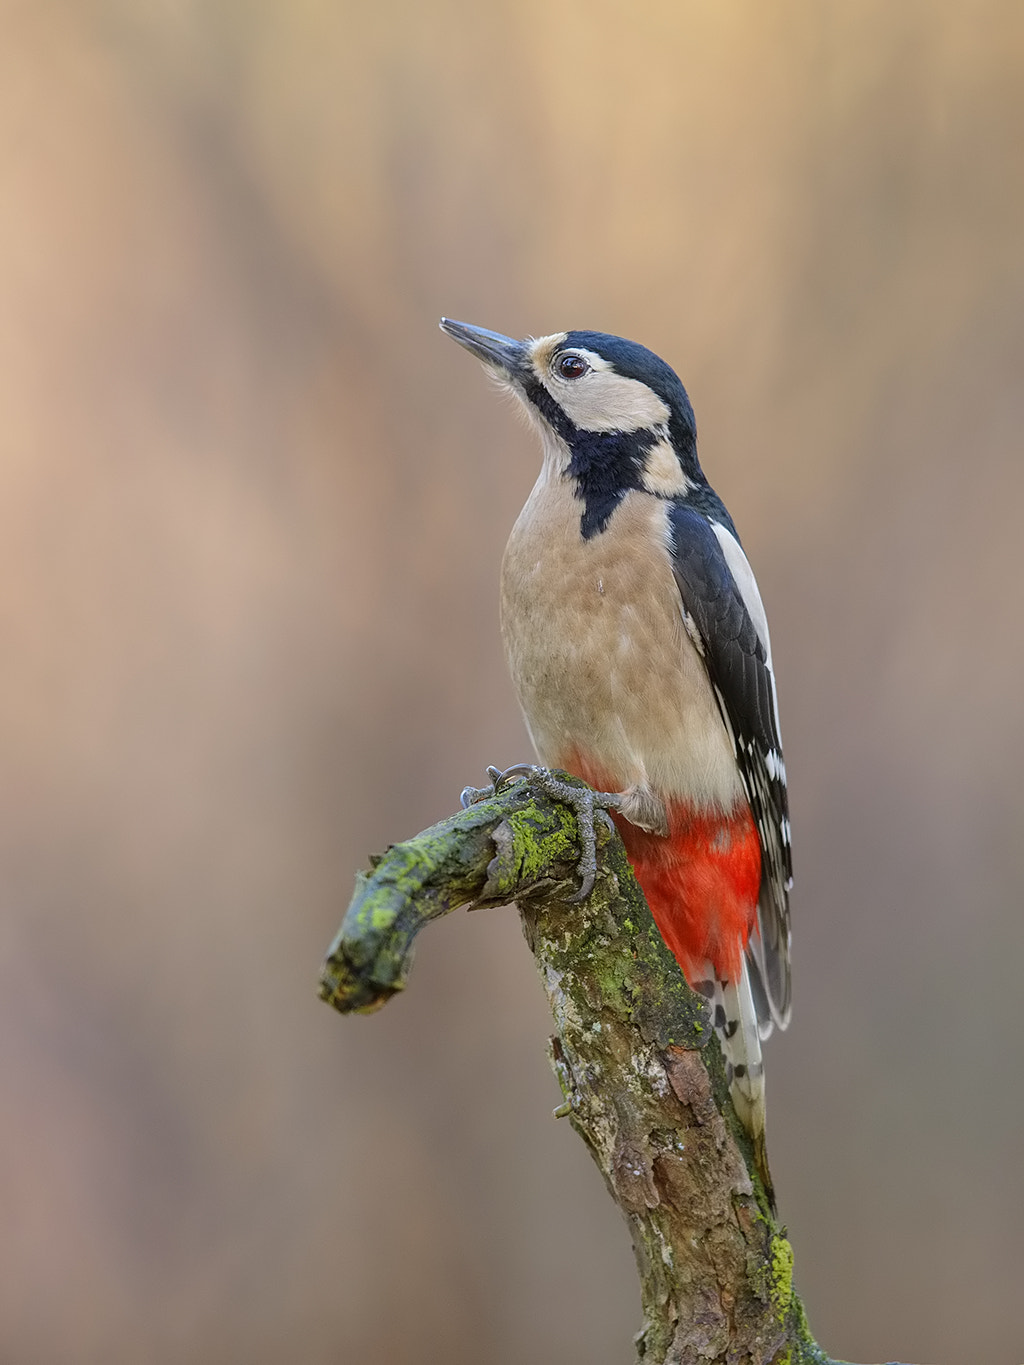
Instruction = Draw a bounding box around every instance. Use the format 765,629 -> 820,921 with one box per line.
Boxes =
460,763 -> 622,903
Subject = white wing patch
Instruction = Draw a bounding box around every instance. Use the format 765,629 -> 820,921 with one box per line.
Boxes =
709,521 -> 773,668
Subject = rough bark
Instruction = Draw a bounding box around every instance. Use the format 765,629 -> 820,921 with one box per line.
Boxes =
319,774 -> 908,1365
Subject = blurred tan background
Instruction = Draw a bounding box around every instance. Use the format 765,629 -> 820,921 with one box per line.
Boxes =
1,2 -> 1022,1362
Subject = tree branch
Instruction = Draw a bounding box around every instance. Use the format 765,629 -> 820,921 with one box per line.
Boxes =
319,775 -> 908,1365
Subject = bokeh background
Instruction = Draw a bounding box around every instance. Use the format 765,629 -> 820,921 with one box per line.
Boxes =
2,3 -> 1022,1362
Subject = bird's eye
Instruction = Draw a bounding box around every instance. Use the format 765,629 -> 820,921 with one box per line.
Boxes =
556,353 -> 589,380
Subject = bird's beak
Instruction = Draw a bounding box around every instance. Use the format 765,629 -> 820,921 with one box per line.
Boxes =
439,318 -> 526,378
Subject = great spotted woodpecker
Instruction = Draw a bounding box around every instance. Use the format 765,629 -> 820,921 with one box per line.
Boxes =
441,319 -> 792,1188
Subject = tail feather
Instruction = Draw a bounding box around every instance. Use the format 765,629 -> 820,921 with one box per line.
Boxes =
715,962 -> 765,1139
745,882 -> 792,1034
744,942 -> 776,1042
700,958 -> 775,1208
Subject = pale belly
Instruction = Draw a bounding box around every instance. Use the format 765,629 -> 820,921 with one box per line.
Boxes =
499,478 -> 743,812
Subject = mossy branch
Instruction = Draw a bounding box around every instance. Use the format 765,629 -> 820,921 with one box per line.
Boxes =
319,775 -> 909,1365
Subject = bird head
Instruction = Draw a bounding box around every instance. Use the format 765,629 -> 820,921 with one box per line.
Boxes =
440,320 -> 704,535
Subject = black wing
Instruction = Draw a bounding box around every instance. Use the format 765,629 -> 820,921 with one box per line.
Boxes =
667,501 -> 792,1031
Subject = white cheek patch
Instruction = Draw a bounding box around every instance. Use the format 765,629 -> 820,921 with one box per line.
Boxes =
527,341 -> 672,434
558,364 -> 671,433
710,521 -> 773,667
641,438 -> 694,497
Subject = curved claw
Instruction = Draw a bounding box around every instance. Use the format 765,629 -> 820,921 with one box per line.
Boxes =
460,763 -> 535,810
565,809 -> 619,903
562,787 -> 597,902
491,763 -> 538,792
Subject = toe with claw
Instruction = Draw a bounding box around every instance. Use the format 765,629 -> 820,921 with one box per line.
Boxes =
459,765 -> 508,809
